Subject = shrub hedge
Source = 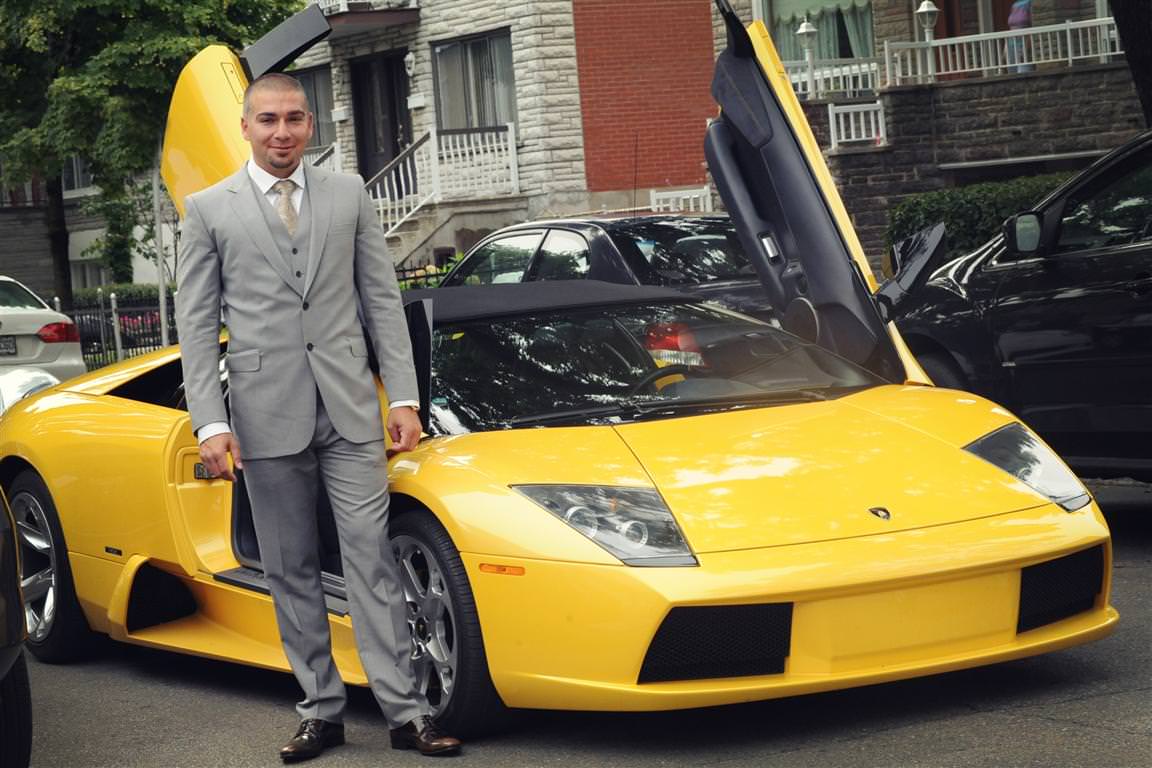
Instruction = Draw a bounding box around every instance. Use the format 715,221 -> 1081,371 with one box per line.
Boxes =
886,172 -> 1073,260
74,283 -> 176,306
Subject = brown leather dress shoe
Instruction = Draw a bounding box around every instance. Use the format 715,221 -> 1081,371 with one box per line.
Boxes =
279,718 -> 345,763
389,716 -> 462,756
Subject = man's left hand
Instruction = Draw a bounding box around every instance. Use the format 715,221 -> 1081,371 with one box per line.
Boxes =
386,405 -> 423,455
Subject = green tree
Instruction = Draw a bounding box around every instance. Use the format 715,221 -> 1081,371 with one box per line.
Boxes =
0,0 -> 301,310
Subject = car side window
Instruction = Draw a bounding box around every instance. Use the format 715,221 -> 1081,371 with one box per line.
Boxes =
442,232 -> 543,286
530,230 -> 591,281
1055,150 -> 1152,255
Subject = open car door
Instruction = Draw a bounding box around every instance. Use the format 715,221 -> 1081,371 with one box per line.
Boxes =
706,0 -> 906,383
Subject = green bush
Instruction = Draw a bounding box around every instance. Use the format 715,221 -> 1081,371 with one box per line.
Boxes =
887,172 -> 1073,260
74,283 -> 175,306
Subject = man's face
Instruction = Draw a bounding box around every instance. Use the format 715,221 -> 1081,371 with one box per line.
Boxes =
241,86 -> 314,178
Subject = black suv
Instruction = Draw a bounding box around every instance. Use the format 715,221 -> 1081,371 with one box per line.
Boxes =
897,131 -> 1152,481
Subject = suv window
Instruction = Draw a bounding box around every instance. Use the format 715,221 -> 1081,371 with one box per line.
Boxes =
443,232 -> 543,286
1056,150 -> 1152,254
531,230 -> 591,281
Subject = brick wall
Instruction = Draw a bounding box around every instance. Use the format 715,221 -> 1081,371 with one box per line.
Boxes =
573,0 -> 717,192
812,63 -> 1143,264
0,208 -> 54,297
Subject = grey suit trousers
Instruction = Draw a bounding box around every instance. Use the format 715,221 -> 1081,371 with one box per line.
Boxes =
243,392 -> 428,726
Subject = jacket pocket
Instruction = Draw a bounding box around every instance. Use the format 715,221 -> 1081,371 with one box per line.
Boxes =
226,349 -> 261,372
348,336 -> 369,358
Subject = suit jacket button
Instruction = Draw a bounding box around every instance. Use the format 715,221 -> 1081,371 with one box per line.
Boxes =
292,248 -> 298,255
306,342 -> 314,351
303,301 -> 310,310
295,270 -> 303,278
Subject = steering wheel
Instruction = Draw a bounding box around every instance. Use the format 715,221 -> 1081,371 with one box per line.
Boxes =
626,364 -> 698,397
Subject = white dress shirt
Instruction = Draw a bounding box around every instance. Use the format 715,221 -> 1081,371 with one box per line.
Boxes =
196,160 -> 417,445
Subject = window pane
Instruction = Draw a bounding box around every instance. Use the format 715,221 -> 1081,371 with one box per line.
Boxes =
435,42 -> 469,130
533,230 -> 590,280
0,281 -> 46,309
444,232 -> 542,285
434,30 -> 516,129
1056,151 -> 1152,253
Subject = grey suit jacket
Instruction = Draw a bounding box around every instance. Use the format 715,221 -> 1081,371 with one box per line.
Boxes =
175,164 -> 418,460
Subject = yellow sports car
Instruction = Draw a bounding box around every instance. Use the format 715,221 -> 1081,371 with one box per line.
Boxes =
0,1 -> 1115,738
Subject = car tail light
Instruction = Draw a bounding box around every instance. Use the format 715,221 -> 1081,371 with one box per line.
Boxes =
645,322 -> 705,367
37,322 -> 80,343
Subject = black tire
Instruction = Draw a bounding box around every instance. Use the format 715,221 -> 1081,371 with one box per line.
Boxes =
917,352 -> 969,392
7,471 -> 95,663
390,512 -> 511,739
0,652 -> 33,768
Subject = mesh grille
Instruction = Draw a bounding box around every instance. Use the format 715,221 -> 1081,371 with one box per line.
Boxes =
638,603 -> 793,683
1018,545 -> 1104,633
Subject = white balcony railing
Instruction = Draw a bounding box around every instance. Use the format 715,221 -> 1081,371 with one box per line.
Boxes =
364,124 -> 520,236
437,124 -> 520,200
885,16 -> 1122,86
304,142 -> 341,172
312,0 -> 416,14
784,57 -> 882,99
650,185 -> 713,213
828,101 -> 886,150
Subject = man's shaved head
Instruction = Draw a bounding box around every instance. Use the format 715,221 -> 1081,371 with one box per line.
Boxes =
243,73 -> 310,117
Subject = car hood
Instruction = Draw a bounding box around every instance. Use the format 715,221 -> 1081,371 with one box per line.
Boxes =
612,385 -> 1051,554
706,4 -> 905,383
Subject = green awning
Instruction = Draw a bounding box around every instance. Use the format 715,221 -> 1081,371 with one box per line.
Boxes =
770,0 -> 869,22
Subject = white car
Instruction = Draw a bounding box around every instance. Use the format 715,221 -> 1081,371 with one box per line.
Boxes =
0,276 -> 86,383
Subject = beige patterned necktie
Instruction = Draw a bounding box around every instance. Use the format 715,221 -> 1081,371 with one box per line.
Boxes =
272,179 -> 298,237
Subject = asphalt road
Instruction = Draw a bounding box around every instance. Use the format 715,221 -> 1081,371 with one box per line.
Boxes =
26,484 -> 1151,768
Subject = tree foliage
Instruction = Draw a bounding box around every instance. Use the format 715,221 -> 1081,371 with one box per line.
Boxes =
0,0 -> 302,305
1112,0 -> 1152,128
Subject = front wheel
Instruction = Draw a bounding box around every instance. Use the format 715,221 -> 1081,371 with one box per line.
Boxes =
8,470 -> 95,663
390,512 -> 510,738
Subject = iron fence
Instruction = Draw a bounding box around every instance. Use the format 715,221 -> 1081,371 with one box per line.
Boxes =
73,294 -> 178,370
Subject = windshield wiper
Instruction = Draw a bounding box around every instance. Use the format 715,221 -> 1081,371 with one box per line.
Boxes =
507,403 -> 637,427
628,388 -> 832,414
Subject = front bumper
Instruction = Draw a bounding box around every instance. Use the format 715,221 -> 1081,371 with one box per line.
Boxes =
465,501 -> 1115,711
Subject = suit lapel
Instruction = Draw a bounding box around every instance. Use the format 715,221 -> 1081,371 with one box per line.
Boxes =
227,167 -> 302,297
303,164 -> 332,299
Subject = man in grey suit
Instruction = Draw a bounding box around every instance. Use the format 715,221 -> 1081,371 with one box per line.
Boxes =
176,72 -> 461,760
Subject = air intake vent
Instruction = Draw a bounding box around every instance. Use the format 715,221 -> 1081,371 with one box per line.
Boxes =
1018,544 -> 1104,634
639,603 -> 792,683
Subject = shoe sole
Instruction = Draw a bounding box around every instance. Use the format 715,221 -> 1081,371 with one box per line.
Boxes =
389,736 -> 461,756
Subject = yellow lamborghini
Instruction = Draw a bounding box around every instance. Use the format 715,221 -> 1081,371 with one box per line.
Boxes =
0,0 -> 1115,738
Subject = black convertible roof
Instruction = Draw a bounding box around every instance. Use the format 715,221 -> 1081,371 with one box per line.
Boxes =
402,281 -> 694,325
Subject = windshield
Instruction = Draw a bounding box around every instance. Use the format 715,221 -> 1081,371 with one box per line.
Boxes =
428,302 -> 882,435
607,218 -> 754,285
0,281 -> 47,309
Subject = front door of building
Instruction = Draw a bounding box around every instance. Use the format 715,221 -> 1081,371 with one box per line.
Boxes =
351,53 -> 409,181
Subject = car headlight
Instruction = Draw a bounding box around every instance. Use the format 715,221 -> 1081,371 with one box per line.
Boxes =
964,423 -> 1091,512
513,485 -> 697,566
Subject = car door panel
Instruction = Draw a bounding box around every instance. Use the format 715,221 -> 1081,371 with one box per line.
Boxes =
989,150 -> 1152,468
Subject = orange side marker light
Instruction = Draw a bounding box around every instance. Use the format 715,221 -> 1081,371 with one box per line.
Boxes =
479,563 -> 526,576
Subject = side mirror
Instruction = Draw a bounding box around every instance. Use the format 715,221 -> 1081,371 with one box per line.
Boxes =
874,222 -> 946,323
1002,212 -> 1043,255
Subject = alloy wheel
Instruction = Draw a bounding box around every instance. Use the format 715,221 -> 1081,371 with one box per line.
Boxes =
11,490 -> 57,642
392,534 -> 458,713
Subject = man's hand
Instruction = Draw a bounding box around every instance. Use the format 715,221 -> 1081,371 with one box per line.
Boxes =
386,406 -> 423,456
200,432 -> 243,481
